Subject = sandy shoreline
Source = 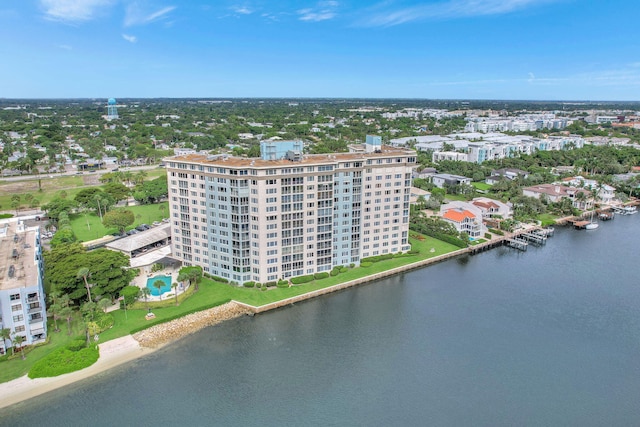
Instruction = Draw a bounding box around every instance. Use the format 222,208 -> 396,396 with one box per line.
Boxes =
0,302 -> 249,411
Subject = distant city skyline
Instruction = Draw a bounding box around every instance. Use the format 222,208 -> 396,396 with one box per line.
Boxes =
2,0 -> 640,100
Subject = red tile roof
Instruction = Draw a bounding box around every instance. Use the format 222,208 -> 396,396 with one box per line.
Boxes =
443,209 -> 475,222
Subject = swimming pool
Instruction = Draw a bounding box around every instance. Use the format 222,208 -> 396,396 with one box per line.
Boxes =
146,275 -> 172,296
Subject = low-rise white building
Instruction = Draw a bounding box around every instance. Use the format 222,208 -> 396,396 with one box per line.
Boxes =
440,201 -> 484,238
471,197 -> 512,218
431,173 -> 472,189
0,221 -> 47,355
523,184 -> 593,210
561,176 -> 616,205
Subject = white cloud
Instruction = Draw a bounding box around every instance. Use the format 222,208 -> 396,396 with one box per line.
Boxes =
124,3 -> 176,27
232,6 -> 253,15
40,0 -> 113,23
359,0 -> 558,27
298,1 -> 339,22
122,33 -> 138,43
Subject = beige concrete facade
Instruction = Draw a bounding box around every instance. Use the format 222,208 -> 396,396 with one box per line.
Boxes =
166,145 -> 416,285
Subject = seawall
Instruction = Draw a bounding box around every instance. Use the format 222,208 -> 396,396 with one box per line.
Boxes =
235,227 -> 544,314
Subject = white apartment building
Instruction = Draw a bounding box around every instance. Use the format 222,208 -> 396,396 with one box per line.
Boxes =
166,139 -> 416,285
0,221 -> 47,355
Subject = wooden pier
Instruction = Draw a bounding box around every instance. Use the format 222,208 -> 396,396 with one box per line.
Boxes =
468,226 -> 554,255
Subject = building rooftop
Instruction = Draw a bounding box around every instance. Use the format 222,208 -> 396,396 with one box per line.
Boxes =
0,221 -> 40,291
443,209 -> 476,222
105,223 -> 171,253
165,145 -> 415,169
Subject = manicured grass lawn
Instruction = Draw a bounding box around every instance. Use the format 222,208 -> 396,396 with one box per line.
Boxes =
472,182 -> 492,191
0,320 -> 86,384
70,202 -> 169,242
537,213 -> 559,226
444,194 -> 470,202
99,235 -> 461,341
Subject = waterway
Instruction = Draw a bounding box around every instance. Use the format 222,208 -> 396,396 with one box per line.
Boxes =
2,215 -> 640,426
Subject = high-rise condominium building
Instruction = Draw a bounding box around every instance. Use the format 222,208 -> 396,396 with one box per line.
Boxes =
166,138 -> 417,285
0,221 -> 46,355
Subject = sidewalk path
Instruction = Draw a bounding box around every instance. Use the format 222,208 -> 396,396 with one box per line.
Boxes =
0,335 -> 153,410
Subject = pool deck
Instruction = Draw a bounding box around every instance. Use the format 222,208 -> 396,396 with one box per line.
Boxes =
131,266 -> 187,302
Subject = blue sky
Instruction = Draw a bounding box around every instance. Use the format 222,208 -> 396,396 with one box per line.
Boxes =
1,0 -> 640,100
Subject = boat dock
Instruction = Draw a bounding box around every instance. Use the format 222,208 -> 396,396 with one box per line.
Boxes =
469,226 -> 554,255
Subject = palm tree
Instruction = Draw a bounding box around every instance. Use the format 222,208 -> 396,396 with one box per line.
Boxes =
153,280 -> 165,300
60,307 -> 74,335
177,272 -> 189,288
48,290 -> 62,332
574,191 -> 587,212
0,328 -> 12,356
188,269 -> 202,291
13,334 -> 26,360
123,171 -> 133,186
59,297 -> 75,336
172,282 -> 179,306
134,170 -> 147,185
97,297 -> 112,313
77,267 -> 93,302
140,287 -> 151,309
81,301 -> 97,322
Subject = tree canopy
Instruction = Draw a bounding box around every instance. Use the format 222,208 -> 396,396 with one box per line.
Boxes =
102,209 -> 135,233
44,244 -> 135,303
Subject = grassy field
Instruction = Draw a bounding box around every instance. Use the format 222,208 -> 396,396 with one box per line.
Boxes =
0,169 -> 167,213
70,202 -> 169,242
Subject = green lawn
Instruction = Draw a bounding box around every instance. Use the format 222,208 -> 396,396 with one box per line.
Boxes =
100,234 -> 460,340
444,193 -> 470,202
537,213 -> 559,226
70,202 -> 169,242
472,182 -> 492,191
0,320 -> 86,384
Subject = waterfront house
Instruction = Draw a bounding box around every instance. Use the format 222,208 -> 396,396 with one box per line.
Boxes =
440,201 -> 484,238
471,197 -> 512,218
522,184 -> 593,210
561,176 -> 616,205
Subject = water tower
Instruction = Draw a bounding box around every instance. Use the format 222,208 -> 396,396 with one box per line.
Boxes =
107,98 -> 118,120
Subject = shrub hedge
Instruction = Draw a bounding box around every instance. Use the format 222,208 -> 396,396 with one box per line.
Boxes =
28,339 -> 99,379
314,272 -> 329,280
291,275 -> 314,284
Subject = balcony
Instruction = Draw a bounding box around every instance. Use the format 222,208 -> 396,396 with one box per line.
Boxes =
29,316 -> 44,325
28,307 -> 42,315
